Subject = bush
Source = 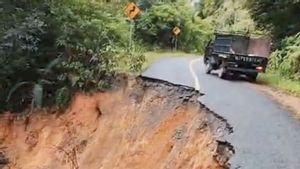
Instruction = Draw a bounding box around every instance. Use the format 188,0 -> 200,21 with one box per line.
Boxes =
0,0 -> 145,112
268,32 -> 300,80
135,2 -> 213,52
199,0 -> 258,34
247,0 -> 300,40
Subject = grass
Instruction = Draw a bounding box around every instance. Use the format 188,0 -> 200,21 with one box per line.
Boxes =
258,73 -> 300,97
117,50 -> 200,74
142,50 -> 199,70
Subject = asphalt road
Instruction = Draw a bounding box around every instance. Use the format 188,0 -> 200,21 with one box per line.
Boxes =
143,57 -> 300,169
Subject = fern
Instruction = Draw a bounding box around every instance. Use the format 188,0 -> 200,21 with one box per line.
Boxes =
268,32 -> 300,80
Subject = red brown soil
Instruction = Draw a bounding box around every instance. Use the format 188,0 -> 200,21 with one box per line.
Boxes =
0,76 -> 233,169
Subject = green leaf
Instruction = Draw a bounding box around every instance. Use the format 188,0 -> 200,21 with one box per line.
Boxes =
38,57 -> 63,75
6,82 -> 34,103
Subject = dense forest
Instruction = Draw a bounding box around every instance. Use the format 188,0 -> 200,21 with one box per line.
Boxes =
1,0 -> 300,112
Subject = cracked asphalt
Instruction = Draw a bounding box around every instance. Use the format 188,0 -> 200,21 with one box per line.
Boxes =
143,57 -> 300,169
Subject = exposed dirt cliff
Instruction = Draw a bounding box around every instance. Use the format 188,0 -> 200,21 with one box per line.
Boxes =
0,76 -> 233,169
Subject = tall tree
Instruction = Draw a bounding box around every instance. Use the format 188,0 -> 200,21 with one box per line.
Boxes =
247,0 -> 300,39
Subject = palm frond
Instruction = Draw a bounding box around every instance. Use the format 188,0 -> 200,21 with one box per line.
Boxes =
38,57 -> 63,75
6,82 -> 34,102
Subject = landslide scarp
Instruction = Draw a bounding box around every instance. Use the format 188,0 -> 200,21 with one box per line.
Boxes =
0,75 -> 234,169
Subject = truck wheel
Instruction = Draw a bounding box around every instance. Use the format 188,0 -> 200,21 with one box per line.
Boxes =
247,73 -> 258,82
205,62 -> 213,74
218,67 -> 227,79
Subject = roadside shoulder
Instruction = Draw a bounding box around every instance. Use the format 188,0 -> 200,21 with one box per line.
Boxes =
252,83 -> 300,120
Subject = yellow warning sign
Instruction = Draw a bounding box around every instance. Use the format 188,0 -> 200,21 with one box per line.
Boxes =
125,2 -> 141,20
173,26 -> 181,35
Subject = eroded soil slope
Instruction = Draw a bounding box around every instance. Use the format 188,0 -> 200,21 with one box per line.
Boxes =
0,76 -> 233,169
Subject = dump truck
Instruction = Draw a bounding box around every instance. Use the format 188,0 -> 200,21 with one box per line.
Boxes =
204,32 -> 271,81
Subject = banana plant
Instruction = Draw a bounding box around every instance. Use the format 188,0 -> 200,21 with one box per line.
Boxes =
6,58 -> 62,109
6,80 -> 52,108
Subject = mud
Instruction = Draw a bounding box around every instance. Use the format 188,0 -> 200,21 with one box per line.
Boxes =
0,76 -> 233,169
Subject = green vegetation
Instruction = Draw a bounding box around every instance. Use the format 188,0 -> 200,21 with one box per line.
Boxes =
0,0 -> 142,111
199,0 -> 258,34
268,33 -> 300,80
136,1 -> 213,52
258,73 -> 300,97
0,0 -> 211,112
247,0 -> 300,40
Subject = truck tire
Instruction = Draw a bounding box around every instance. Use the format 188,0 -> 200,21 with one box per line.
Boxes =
205,61 -> 213,74
218,67 -> 227,79
247,73 -> 258,82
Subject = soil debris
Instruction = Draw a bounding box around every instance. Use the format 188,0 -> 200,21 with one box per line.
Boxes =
0,152 -> 8,169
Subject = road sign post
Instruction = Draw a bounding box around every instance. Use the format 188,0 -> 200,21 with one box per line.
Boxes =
172,26 -> 181,51
174,36 -> 178,51
125,2 -> 141,51
129,20 -> 134,51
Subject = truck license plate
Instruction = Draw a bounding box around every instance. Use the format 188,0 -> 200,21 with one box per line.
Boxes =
235,56 -> 261,63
